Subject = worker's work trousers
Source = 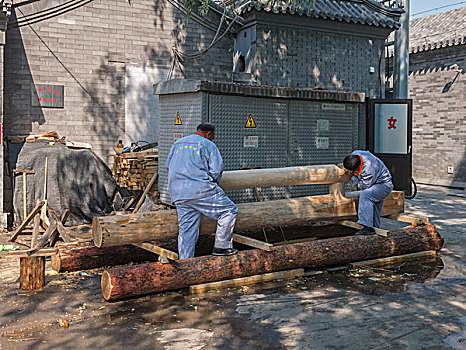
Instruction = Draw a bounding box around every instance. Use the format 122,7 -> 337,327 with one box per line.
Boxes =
176,191 -> 238,259
357,182 -> 393,228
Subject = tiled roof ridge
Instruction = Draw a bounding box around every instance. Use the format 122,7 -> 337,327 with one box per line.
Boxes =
409,6 -> 466,54
236,0 -> 404,29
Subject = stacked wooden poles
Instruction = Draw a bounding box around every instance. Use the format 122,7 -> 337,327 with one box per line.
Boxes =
101,223 -> 443,300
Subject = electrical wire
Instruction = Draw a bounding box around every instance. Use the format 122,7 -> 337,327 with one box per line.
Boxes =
167,0 -> 241,80
15,6 -> 126,133
411,1 -> 466,18
9,0 -> 94,28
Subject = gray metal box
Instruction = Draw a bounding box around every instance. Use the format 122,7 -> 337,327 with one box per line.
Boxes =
155,80 -> 365,204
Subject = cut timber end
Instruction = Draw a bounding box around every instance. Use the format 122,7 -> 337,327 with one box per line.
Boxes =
92,217 -> 103,247
101,270 -> 114,301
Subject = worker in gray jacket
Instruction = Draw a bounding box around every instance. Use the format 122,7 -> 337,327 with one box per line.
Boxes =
165,123 -> 238,259
342,150 -> 393,235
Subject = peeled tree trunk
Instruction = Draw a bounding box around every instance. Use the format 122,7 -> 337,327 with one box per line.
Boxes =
219,164 -> 346,189
93,191 -> 404,247
101,223 -> 443,300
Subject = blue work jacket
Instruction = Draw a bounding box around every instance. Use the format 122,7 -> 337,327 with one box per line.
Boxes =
351,151 -> 393,190
165,133 -> 224,203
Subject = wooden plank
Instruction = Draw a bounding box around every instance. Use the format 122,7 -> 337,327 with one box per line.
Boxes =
273,237 -> 317,246
190,268 -> 305,294
47,207 -> 71,244
6,247 -> 58,258
385,214 -> 429,225
132,242 -> 179,260
350,250 -> 438,268
339,220 -> 389,237
9,200 -> 45,242
132,172 -> 159,213
30,220 -> 58,253
233,234 -> 274,251
60,209 -> 71,225
31,213 -> 41,248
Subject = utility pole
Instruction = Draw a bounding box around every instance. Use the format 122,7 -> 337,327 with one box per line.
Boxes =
394,0 -> 409,99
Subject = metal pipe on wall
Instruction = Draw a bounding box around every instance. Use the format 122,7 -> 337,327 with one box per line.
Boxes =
394,0 -> 409,99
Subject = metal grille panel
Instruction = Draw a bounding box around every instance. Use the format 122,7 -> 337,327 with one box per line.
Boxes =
210,94 -> 289,202
288,101 -> 359,197
157,87 -> 361,204
158,92 -> 207,204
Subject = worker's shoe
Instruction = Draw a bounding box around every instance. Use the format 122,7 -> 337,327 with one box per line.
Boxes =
212,247 -> 238,256
355,226 -> 376,235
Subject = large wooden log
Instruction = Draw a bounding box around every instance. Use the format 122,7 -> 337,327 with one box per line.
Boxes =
52,236 -> 217,272
101,223 -> 443,300
219,164 -> 345,189
93,191 -> 404,247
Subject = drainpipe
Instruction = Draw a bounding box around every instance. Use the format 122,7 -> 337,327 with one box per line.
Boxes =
394,0 -> 409,99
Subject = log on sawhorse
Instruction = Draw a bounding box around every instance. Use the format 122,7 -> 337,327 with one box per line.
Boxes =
93,191 -> 405,247
101,223 -> 443,301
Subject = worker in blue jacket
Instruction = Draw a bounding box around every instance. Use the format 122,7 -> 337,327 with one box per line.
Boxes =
165,123 -> 238,259
342,150 -> 393,235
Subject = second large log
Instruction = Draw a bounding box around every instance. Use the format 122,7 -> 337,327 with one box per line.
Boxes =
93,191 -> 404,247
101,223 -> 443,300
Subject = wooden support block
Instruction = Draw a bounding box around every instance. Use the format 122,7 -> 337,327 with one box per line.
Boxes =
339,220 -> 389,237
132,242 -> 179,260
385,214 -> 429,225
20,256 -> 45,290
350,250 -> 438,268
190,268 -> 305,294
233,234 -> 274,251
273,237 -> 317,246
6,248 -> 58,258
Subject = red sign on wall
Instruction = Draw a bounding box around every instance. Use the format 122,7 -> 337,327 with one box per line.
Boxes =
31,84 -> 64,108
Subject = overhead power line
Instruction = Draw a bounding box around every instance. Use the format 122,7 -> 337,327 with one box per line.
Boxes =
411,1 -> 466,18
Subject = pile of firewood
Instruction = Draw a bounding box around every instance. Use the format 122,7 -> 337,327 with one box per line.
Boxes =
112,149 -> 158,194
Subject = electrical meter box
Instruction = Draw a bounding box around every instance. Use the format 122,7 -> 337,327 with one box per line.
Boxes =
154,79 -> 365,204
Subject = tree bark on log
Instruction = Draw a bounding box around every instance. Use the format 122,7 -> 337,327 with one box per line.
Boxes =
52,236 -> 217,272
219,164 -> 346,189
20,256 -> 45,290
93,191 -> 404,247
101,223 -> 443,300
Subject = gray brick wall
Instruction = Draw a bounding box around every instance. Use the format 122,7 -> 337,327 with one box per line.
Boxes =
252,23 -> 386,99
5,0 -> 236,162
408,45 -> 466,186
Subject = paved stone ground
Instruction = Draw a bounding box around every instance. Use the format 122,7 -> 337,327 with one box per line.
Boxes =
0,185 -> 464,349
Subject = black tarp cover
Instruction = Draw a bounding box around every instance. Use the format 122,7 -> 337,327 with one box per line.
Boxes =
14,141 -> 121,226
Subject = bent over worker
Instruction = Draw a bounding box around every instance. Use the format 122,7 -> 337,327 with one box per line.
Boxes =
165,123 -> 238,259
342,150 -> 393,235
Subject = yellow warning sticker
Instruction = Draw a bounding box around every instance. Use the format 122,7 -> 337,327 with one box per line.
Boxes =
245,114 -> 256,128
175,112 -> 183,125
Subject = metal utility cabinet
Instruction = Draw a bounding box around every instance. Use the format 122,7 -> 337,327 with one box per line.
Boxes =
154,79 -> 365,204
